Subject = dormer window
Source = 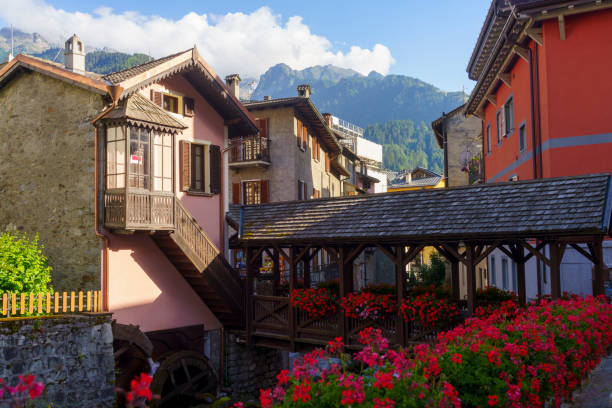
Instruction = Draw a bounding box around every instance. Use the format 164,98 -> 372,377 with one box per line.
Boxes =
163,95 -> 179,114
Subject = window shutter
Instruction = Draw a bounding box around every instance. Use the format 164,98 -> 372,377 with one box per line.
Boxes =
325,151 -> 330,173
303,182 -> 308,201
258,118 -> 269,139
297,120 -> 302,148
209,144 -> 221,194
183,97 -> 194,117
312,187 -> 316,199
317,139 -> 321,161
232,183 -> 241,204
260,180 -> 269,203
302,126 -> 308,150
297,180 -> 303,200
180,141 -> 191,191
150,89 -> 162,107
312,136 -> 316,159
501,108 -> 506,137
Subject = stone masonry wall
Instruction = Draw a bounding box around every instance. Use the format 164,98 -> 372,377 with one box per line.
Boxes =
0,314 -> 115,407
445,112 -> 483,187
0,71 -> 105,290
225,333 -> 284,399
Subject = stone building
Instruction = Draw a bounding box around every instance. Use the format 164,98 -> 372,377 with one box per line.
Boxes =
0,38 -> 269,403
431,104 -> 484,187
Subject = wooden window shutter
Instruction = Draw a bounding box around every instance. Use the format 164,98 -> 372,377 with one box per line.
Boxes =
209,144 -> 221,194
325,151 -> 330,172
150,89 -> 162,107
297,120 -> 302,148
312,187 -> 316,199
303,182 -> 308,201
302,126 -> 308,150
232,183 -> 241,204
312,136 -> 316,159
258,118 -> 269,138
180,141 -> 191,191
317,139 -> 321,161
183,97 -> 194,117
260,180 -> 269,203
297,180 -> 303,200
501,108 -> 506,137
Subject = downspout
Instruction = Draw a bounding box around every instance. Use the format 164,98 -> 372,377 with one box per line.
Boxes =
534,43 -> 543,179
91,85 -> 124,312
528,45 -> 538,179
442,114 -> 449,187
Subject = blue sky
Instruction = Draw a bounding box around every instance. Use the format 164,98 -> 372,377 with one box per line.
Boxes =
0,0 -> 491,91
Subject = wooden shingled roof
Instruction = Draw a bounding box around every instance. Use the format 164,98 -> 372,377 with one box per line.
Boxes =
102,93 -> 187,133
228,174 -> 612,245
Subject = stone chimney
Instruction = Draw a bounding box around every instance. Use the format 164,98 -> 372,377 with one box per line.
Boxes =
64,34 -> 85,73
263,95 -> 271,101
297,84 -> 311,98
405,171 -> 412,184
225,74 -> 241,99
322,113 -> 332,126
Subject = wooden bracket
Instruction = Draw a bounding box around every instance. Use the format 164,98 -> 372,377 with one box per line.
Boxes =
514,45 -> 530,62
569,243 -> 596,263
498,72 -> 511,87
526,27 -> 543,46
558,15 -> 566,41
375,243 -> 396,262
520,240 -> 551,267
486,94 -> 497,106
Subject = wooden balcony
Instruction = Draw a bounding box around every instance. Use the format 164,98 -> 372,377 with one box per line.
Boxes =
104,191 -> 175,231
229,136 -> 271,168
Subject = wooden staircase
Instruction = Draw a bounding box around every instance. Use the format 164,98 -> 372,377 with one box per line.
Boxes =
151,198 -> 244,329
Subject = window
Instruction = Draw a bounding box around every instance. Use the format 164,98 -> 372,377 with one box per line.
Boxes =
490,256 -> 496,286
191,144 -> 205,191
496,110 -> 503,144
486,124 -> 491,154
504,97 -> 514,135
129,127 -> 150,189
312,188 -> 321,199
106,126 -> 126,189
163,94 -> 179,114
233,180 -> 269,204
183,97 -> 194,117
302,125 -> 308,150
519,123 -> 526,152
180,141 -> 221,195
153,131 -> 172,192
297,119 -> 303,149
501,258 -> 509,290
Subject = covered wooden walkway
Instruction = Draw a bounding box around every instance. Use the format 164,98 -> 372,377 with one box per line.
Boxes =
227,174 -> 612,350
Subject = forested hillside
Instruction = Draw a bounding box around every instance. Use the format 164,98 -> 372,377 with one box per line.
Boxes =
32,48 -> 152,74
363,120 -> 443,173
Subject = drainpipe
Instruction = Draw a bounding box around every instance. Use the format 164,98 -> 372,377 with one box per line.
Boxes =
528,45 -> 538,179
442,113 -> 449,187
534,43 -> 543,179
91,85 -> 124,312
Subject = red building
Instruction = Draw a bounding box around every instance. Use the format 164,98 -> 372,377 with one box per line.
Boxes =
465,0 -> 612,183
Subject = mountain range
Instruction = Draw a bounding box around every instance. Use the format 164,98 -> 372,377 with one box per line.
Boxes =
1,28 -> 467,173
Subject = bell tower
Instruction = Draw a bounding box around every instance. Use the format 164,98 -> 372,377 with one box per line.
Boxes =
64,34 -> 85,73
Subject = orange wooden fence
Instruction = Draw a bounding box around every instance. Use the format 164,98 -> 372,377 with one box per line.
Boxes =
0,290 -> 102,317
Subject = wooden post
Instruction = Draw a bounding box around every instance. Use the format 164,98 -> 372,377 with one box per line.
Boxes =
517,259 -> 527,305
549,243 -> 563,300
590,240 -> 606,296
466,245 -> 477,314
451,259 -> 460,301
303,254 -> 311,289
395,245 -> 407,347
289,246 -> 297,351
272,247 -> 280,293
245,246 -> 255,345
338,247 -> 349,343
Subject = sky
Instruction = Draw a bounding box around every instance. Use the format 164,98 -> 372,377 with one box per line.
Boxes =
0,0 -> 490,92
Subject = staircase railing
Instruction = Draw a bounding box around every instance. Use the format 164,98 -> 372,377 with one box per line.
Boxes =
173,197 -> 219,272
172,197 -> 244,314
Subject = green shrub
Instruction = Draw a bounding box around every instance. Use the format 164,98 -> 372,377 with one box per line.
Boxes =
317,279 -> 339,296
415,252 -> 446,287
361,282 -> 396,295
0,232 -> 53,293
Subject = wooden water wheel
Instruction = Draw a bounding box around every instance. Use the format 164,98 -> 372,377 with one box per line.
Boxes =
150,350 -> 218,407
112,322 -> 154,392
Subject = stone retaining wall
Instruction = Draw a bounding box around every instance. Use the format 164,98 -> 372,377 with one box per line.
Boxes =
225,333 -> 285,399
0,314 -> 115,407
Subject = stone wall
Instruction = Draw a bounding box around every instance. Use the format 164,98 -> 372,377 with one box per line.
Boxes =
225,333 -> 284,399
445,112 -> 482,187
0,314 -> 115,407
0,71 -> 105,290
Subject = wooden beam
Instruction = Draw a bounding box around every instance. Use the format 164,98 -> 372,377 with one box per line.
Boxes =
308,247 -> 321,262
474,243 -> 500,265
322,246 -> 338,261
248,247 -> 265,264
526,27 -> 543,46
375,243 -> 396,261
245,247 -> 256,345
497,244 -> 515,260
295,244 -> 313,264
498,72 -> 511,87
558,15 -> 566,41
514,45 -> 530,62
404,245 -> 426,266
451,258 -> 460,302
486,94 -> 497,106
549,243 -> 563,299
522,241 -> 546,262
346,244 -> 367,265
275,246 -> 290,263
569,243 -> 596,264
520,241 -> 551,267
517,259 -> 527,305
441,243 -> 466,264
288,247 -> 297,351
588,240 -> 606,296
465,245 -> 477,314
395,244 -> 408,347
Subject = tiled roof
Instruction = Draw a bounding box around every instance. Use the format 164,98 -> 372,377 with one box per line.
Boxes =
102,93 -> 187,132
390,175 -> 443,188
102,50 -> 189,84
228,174 -> 612,244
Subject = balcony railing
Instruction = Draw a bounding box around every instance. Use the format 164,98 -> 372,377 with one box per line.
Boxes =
229,136 -> 270,166
104,191 -> 174,230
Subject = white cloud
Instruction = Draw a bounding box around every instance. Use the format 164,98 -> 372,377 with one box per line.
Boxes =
0,0 -> 395,77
